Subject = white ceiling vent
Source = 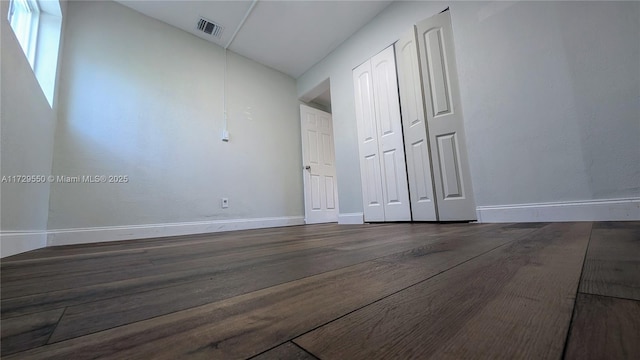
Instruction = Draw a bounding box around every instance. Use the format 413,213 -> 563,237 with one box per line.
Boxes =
197,17 -> 223,38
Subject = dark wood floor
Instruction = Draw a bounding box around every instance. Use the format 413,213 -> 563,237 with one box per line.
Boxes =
1,222 -> 638,359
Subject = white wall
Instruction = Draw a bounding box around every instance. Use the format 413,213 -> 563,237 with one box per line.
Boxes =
453,1 -> 639,206
0,0 -> 66,257
297,1 -> 640,219
48,1 -> 303,233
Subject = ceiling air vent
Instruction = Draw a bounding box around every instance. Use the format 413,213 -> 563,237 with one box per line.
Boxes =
197,17 -> 223,38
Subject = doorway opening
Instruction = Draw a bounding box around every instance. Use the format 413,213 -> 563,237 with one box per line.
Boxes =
302,78 -> 332,114
299,78 -> 339,224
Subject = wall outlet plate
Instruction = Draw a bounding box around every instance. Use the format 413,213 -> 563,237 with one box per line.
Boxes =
221,197 -> 229,208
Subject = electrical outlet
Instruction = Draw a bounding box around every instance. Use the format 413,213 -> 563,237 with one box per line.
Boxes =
221,198 -> 229,208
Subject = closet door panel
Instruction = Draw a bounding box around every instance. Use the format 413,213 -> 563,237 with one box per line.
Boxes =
353,60 -> 385,222
371,46 -> 411,221
417,11 -> 476,221
395,27 -> 438,221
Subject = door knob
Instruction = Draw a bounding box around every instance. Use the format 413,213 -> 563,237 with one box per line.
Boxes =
304,165 -> 311,170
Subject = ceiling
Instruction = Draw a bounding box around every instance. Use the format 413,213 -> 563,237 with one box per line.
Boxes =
116,0 -> 394,79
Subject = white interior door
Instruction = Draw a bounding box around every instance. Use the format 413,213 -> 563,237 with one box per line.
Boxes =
370,46 -> 412,221
353,60 -> 385,222
300,104 -> 339,224
417,10 -> 476,221
395,27 -> 438,221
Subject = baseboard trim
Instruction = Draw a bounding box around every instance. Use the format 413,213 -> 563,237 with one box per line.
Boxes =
476,198 -> 640,223
0,231 -> 47,258
338,212 -> 364,224
47,216 -> 305,247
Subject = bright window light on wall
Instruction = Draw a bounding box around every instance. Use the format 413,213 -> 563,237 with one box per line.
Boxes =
7,0 -> 62,107
7,0 -> 40,67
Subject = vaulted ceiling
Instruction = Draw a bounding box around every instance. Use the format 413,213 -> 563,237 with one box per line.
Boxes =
115,0 -> 394,78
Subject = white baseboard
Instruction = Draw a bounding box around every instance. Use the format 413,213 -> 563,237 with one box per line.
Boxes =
338,212 -> 364,224
47,216 -> 305,247
476,198 -> 640,223
0,231 -> 47,258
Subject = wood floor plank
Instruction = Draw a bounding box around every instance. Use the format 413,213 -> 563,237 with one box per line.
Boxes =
0,223 -> 460,299
1,223 -> 499,320
564,293 -> 640,359
5,221 -> 639,359
0,224 -> 357,275
294,222 -> 591,360
1,223 -> 398,267
580,221 -> 640,300
2,244 -> 341,318
3,224 -> 524,359
0,224 -> 338,262
5,261 -> 440,359
251,342 -> 318,360
0,224 -> 406,301
0,225 -> 372,295
0,308 -> 64,356
47,224 -> 520,342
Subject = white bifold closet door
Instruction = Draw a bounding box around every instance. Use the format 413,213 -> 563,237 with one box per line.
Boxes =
353,45 -> 411,222
395,27 -> 438,221
416,11 -> 476,220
